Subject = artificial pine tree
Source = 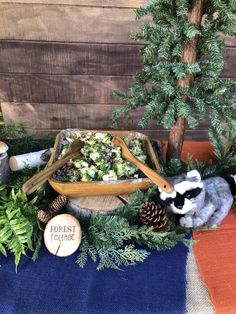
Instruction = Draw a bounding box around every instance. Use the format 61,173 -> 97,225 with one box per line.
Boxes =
112,0 -> 236,161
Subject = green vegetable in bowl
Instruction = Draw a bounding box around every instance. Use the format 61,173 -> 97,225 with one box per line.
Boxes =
53,132 -> 149,182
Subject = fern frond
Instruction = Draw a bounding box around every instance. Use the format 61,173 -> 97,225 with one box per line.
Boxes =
0,187 -> 41,270
0,243 -> 7,257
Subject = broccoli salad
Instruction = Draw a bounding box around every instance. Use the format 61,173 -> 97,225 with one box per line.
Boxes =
53,132 -> 149,182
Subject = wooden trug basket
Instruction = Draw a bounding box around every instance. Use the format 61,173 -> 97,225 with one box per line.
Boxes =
47,130 -> 160,197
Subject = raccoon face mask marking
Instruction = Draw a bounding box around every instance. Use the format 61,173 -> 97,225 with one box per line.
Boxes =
173,187 -> 202,209
159,170 -> 203,214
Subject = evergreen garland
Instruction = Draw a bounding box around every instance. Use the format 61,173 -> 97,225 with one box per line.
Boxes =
1,165 -> 191,272
182,124 -> 236,178
155,125 -> 236,179
77,188 -> 192,270
112,0 -> 236,140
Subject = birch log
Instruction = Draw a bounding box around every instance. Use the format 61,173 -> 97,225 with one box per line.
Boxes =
9,148 -> 52,171
0,142 -> 9,182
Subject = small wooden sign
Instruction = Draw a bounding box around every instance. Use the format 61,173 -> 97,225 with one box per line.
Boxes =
44,214 -> 82,257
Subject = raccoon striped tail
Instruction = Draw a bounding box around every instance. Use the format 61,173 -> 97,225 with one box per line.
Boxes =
224,175 -> 236,197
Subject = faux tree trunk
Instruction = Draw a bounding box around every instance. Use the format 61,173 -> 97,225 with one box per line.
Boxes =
166,0 -> 204,162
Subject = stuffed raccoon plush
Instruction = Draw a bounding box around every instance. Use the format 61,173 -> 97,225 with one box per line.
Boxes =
159,170 -> 236,228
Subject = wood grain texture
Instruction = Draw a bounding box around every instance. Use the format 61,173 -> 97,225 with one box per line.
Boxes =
1,41 -> 236,78
0,4 -> 145,43
0,0 -> 146,7
48,176 -> 154,196
22,141 -> 84,195
31,129 -> 210,141
8,125 -> 209,141
0,2 -> 232,144
219,33 -> 236,47
44,214 -> 82,257
1,102 -> 155,129
0,41 -> 142,75
67,195 -> 128,216
1,102 -> 211,131
0,72 -> 234,106
0,74 -> 133,104
113,136 -> 173,193
222,48 -> 236,78
0,4 -> 234,45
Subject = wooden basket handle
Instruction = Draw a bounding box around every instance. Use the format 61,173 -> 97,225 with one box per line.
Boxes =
112,136 -> 174,194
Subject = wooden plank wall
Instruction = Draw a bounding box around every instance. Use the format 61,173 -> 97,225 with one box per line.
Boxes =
0,0 -> 235,140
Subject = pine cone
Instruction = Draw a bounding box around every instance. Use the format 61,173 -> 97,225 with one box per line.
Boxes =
37,209 -> 51,224
230,139 -> 236,155
37,195 -> 68,224
139,201 -> 169,232
48,195 -> 68,214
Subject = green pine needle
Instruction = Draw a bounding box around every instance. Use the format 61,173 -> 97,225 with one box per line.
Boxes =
112,0 -> 236,144
76,189 -> 191,270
